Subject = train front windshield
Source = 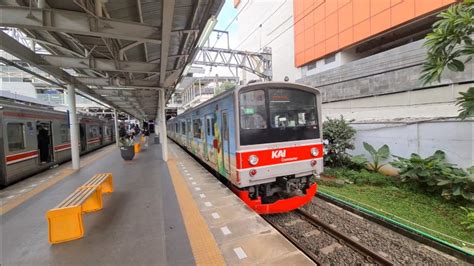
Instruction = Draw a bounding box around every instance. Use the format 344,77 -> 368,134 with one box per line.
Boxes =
239,87 -> 320,146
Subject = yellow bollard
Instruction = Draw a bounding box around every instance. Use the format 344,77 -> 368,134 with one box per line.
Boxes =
134,143 -> 141,153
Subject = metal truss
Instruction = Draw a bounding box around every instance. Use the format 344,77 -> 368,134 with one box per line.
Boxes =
193,46 -> 272,80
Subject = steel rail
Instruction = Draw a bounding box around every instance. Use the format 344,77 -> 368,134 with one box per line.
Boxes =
261,215 -> 322,265
295,208 -> 394,266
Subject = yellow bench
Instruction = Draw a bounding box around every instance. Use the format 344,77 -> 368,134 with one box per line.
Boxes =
46,173 -> 113,244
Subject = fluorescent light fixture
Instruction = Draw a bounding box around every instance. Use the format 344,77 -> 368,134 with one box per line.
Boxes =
196,16 -> 217,48
182,64 -> 192,76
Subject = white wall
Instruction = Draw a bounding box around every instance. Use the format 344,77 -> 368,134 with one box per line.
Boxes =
350,120 -> 473,169
321,84 -> 474,169
236,0 -> 301,82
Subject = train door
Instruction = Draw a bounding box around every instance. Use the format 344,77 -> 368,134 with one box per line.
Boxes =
221,111 -> 230,174
79,124 -> 87,152
36,121 -> 54,164
186,119 -> 191,148
99,126 -> 104,145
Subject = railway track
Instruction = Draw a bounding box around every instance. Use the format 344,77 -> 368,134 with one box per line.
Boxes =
263,209 -> 394,265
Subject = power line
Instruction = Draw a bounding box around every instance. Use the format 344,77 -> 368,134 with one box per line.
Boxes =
235,0 -> 288,50
259,0 -> 327,52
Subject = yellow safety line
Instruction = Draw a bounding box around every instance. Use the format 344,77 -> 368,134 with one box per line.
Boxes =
167,157 -> 226,266
0,145 -> 115,215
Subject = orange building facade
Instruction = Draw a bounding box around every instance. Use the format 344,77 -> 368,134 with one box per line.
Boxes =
293,0 -> 458,67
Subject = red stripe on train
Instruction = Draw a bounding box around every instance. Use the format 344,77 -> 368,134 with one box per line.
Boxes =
236,143 -> 323,169
6,150 -> 39,163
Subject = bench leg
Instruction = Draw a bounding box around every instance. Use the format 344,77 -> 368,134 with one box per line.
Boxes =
102,173 -> 114,193
82,187 -> 103,213
46,206 -> 84,244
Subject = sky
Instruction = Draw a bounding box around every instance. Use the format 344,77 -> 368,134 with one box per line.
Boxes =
210,0 -> 238,48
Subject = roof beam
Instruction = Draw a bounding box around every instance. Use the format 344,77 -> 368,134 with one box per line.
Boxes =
41,55 -> 160,73
0,31 -> 117,109
159,0 -> 175,86
0,6 -> 161,44
75,77 -> 160,88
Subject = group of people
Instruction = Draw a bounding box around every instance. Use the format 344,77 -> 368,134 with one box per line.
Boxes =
119,123 -> 150,141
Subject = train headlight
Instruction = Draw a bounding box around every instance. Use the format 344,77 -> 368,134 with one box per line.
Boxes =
311,147 -> 319,157
248,155 -> 259,166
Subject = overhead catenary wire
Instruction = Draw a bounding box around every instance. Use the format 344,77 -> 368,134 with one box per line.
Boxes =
234,0 -> 288,50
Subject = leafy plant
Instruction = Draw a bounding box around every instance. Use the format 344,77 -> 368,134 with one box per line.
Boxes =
322,116 -> 356,167
351,141 -> 390,172
119,137 -> 134,147
420,0 -> 474,119
349,155 -> 368,170
456,87 -> 474,119
460,207 -> 474,230
391,150 -> 474,201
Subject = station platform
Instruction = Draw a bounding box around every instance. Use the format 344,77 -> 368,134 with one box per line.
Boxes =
0,139 -> 313,265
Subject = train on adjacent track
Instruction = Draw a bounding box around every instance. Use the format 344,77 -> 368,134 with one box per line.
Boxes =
0,99 -> 115,187
167,81 -> 323,214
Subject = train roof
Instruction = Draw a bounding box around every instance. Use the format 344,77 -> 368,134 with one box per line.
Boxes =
169,81 -> 320,121
0,99 -> 112,122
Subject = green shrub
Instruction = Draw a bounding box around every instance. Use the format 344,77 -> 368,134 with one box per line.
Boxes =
323,116 -> 356,167
323,167 -> 396,187
351,142 -> 391,172
460,207 -> 474,230
391,151 -> 474,201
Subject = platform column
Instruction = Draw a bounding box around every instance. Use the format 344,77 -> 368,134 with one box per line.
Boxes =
159,88 -> 168,161
114,109 -> 120,147
67,84 -> 80,170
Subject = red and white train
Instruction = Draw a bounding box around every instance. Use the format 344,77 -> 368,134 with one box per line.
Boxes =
167,81 -> 323,214
0,99 -> 115,186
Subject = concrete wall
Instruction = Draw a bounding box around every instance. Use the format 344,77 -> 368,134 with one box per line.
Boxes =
322,84 -> 471,121
236,0 -> 301,82
350,120 -> 473,169
297,39 -> 474,102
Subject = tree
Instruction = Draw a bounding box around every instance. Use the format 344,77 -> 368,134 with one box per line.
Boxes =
420,0 -> 474,119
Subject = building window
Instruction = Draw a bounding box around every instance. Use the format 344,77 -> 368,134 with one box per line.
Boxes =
324,54 -> 336,64
7,123 -> 25,151
60,124 -> 70,143
307,62 -> 317,70
193,119 -> 202,139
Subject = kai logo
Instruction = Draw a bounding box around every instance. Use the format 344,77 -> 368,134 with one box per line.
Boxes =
271,149 -> 286,159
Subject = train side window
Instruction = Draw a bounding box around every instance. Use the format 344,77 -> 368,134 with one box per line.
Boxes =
7,123 -> 25,151
239,90 -> 267,129
211,118 -> 215,136
193,119 -> 202,139
181,121 -> 186,135
206,117 -> 211,136
222,113 -> 229,140
175,123 -> 179,133
60,124 -> 70,143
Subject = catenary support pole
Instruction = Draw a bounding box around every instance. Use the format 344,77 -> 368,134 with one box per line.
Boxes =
67,84 -> 80,170
159,88 -> 168,161
114,109 -> 120,147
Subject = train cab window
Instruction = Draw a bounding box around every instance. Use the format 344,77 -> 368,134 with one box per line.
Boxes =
193,119 -> 202,139
239,90 -> 267,129
60,124 -> 70,143
181,121 -> 186,135
269,89 -> 317,128
7,123 -> 25,151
